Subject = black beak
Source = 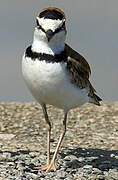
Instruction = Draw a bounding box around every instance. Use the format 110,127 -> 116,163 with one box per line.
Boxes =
46,30 -> 54,42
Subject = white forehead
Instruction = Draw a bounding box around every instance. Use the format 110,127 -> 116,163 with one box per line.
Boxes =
37,17 -> 65,32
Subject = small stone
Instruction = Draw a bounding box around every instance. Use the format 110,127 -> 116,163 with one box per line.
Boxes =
29,152 -> 36,158
97,175 -> 106,179
0,134 -> 15,140
65,175 -> 73,180
83,165 -> 93,174
0,152 -> 11,161
64,155 -> 77,161
110,153 -> 115,158
56,170 -> 66,178
83,165 -> 93,169
22,126 -> 29,131
24,172 -> 38,178
115,155 -> 118,159
78,157 -> 85,162
66,168 -> 71,172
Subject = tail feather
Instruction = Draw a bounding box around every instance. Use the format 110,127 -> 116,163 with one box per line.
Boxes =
89,94 -> 102,106
95,94 -> 102,102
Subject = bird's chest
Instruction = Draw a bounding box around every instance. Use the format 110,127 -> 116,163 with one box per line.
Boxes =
22,57 -> 69,100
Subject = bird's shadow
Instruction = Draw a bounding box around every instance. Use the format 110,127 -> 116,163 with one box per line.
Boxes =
59,147 -> 118,171
1,148 -> 118,172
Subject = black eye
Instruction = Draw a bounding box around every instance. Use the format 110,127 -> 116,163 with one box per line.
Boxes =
54,22 -> 66,34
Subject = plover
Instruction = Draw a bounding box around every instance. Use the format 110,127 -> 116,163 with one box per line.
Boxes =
22,7 -> 102,172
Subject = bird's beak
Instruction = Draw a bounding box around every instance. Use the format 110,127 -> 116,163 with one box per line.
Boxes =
46,30 -> 54,42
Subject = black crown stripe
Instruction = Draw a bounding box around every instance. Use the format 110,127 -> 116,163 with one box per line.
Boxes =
40,10 -> 63,20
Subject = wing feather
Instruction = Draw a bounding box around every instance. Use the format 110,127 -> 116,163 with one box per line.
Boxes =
65,44 -> 102,105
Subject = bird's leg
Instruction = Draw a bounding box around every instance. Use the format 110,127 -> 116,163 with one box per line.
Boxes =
33,104 -> 51,170
46,112 -> 68,172
42,104 -> 51,166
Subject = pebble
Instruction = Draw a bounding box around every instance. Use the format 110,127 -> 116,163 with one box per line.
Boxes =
110,153 -> 115,158
2,150 -> 118,179
0,102 -> 118,179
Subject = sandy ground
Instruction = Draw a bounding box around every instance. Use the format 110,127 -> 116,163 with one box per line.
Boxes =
0,102 -> 118,179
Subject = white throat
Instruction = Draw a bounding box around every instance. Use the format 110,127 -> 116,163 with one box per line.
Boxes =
32,17 -> 66,55
32,37 -> 65,55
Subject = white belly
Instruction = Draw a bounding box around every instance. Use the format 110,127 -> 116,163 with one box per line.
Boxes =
22,56 -> 89,111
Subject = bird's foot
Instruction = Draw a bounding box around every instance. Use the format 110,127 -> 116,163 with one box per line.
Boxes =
46,161 -> 56,172
33,161 -> 56,172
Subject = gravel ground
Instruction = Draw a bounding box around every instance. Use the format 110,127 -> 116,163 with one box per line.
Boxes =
0,101 -> 118,180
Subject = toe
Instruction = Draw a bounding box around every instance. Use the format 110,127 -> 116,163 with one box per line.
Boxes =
33,161 -> 56,172
46,162 -> 56,172
33,165 -> 48,171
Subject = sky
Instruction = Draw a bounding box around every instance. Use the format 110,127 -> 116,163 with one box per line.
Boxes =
0,0 -> 118,102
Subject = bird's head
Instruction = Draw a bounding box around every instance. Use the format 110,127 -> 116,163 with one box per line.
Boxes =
34,7 -> 67,44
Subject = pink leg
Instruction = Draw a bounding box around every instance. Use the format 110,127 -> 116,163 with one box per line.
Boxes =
34,108 -> 68,172
46,112 -> 67,172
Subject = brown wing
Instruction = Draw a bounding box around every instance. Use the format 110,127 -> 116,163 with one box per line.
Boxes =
65,44 -> 101,105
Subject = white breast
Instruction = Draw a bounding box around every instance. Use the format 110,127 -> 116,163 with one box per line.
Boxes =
22,56 -> 89,111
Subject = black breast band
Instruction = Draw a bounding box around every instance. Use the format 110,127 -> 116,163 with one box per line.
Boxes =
25,46 -> 67,63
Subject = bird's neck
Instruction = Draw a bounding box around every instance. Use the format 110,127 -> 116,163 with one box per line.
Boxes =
32,37 -> 65,55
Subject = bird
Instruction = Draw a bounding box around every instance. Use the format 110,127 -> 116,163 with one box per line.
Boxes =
22,7 -> 102,172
